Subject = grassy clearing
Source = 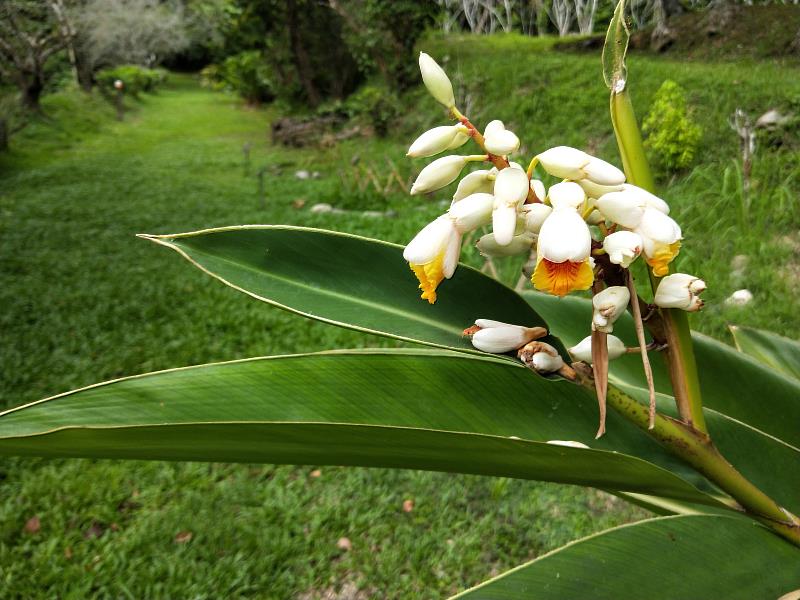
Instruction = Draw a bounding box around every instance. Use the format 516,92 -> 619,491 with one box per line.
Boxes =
1,34 -> 798,598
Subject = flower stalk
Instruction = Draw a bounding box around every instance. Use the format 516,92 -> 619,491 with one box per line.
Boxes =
610,85 -> 707,434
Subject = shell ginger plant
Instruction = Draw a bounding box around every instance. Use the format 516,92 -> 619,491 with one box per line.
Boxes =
1,4 -> 798,597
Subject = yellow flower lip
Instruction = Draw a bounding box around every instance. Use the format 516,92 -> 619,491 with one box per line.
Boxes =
410,253 -> 445,304
532,258 -> 594,297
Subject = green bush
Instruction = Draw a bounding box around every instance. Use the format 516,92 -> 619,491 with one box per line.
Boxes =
344,84 -> 400,137
200,51 -> 274,105
95,65 -> 168,98
643,80 -> 702,172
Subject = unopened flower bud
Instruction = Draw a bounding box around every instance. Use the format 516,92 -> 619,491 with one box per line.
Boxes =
536,146 -> 590,180
654,273 -> 706,311
483,120 -> 520,155
582,156 -> 625,186
411,155 -> 477,195
419,52 -> 455,108
592,286 -> 630,333
602,230 -> 643,268
448,192 -> 493,233
531,346 -> 565,374
568,334 -> 627,363
476,232 -> 535,257
548,181 -> 586,210
469,319 -> 546,353
635,208 -> 682,276
453,168 -> 496,201
407,125 -> 469,158
522,203 -> 552,234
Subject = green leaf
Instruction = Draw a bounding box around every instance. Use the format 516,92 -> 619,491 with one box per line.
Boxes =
730,325 -> 800,383
453,515 -> 800,599
139,226 -> 562,357
0,350 -> 720,506
523,293 -> 800,514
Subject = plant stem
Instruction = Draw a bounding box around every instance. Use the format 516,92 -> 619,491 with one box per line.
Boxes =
609,88 -> 707,434
602,383 -> 800,546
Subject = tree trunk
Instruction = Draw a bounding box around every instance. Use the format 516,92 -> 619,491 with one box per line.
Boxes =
0,119 -> 8,152
21,78 -> 44,111
286,0 -> 321,107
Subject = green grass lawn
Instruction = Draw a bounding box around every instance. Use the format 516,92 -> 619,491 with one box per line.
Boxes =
1,34 -> 798,598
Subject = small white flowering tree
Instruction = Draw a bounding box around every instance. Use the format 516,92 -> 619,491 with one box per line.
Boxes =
1,3 -> 799,596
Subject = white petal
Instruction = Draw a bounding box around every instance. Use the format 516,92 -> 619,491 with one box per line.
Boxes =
548,181 -> 586,210
448,192 -> 494,232
569,334 -> 627,363
442,228 -> 462,278
484,129 -> 520,155
654,273 -> 704,311
591,286 -> 630,333
471,326 -> 533,353
493,167 -> 529,206
483,119 -> 505,138
403,216 -> 455,264
453,169 -> 494,201
536,146 -> 590,180
407,126 -> 460,158
602,230 -> 643,268
596,190 -> 646,228
419,52 -> 455,108
530,179 -> 546,202
621,184 -> 669,214
532,351 -> 565,373
636,208 -> 681,244
492,204 -> 518,246
476,232 -> 534,257
582,156 -> 625,185
578,179 -> 624,199
446,130 -> 470,150
536,208 -> 592,263
522,203 -> 552,234
411,155 -> 468,195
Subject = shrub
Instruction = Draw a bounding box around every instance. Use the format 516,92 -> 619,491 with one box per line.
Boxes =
344,84 -> 400,137
643,79 -> 702,172
200,51 -> 274,105
95,65 -> 168,98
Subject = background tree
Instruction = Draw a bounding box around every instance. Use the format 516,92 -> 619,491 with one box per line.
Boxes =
0,1 -> 65,110
74,0 -> 190,70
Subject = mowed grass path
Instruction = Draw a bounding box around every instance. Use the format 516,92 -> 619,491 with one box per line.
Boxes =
0,75 -> 641,599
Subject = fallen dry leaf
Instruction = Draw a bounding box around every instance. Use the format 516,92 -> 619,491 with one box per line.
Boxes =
24,516 -> 41,534
402,499 -> 414,513
83,521 -> 106,540
310,469 -> 322,478
64,546 -> 73,560
336,537 -> 352,551
174,530 -> 193,544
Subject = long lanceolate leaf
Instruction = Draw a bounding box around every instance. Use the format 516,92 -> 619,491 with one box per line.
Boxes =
138,226 -> 563,356
0,350 -> 720,506
453,514 -> 800,599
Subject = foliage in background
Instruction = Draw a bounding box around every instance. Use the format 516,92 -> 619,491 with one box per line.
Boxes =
643,79 -> 702,173
200,50 -> 273,104
95,65 -> 168,98
0,1 -> 65,110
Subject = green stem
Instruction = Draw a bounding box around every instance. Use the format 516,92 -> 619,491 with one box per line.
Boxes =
604,384 -> 800,547
609,88 -> 707,434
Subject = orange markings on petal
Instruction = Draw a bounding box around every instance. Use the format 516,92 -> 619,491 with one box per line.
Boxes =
531,258 -> 594,297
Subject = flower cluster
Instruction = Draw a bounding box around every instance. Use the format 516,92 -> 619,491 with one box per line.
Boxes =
404,53 -> 707,378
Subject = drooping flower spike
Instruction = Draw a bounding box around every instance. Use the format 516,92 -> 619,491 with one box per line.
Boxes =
402,52 -> 708,436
